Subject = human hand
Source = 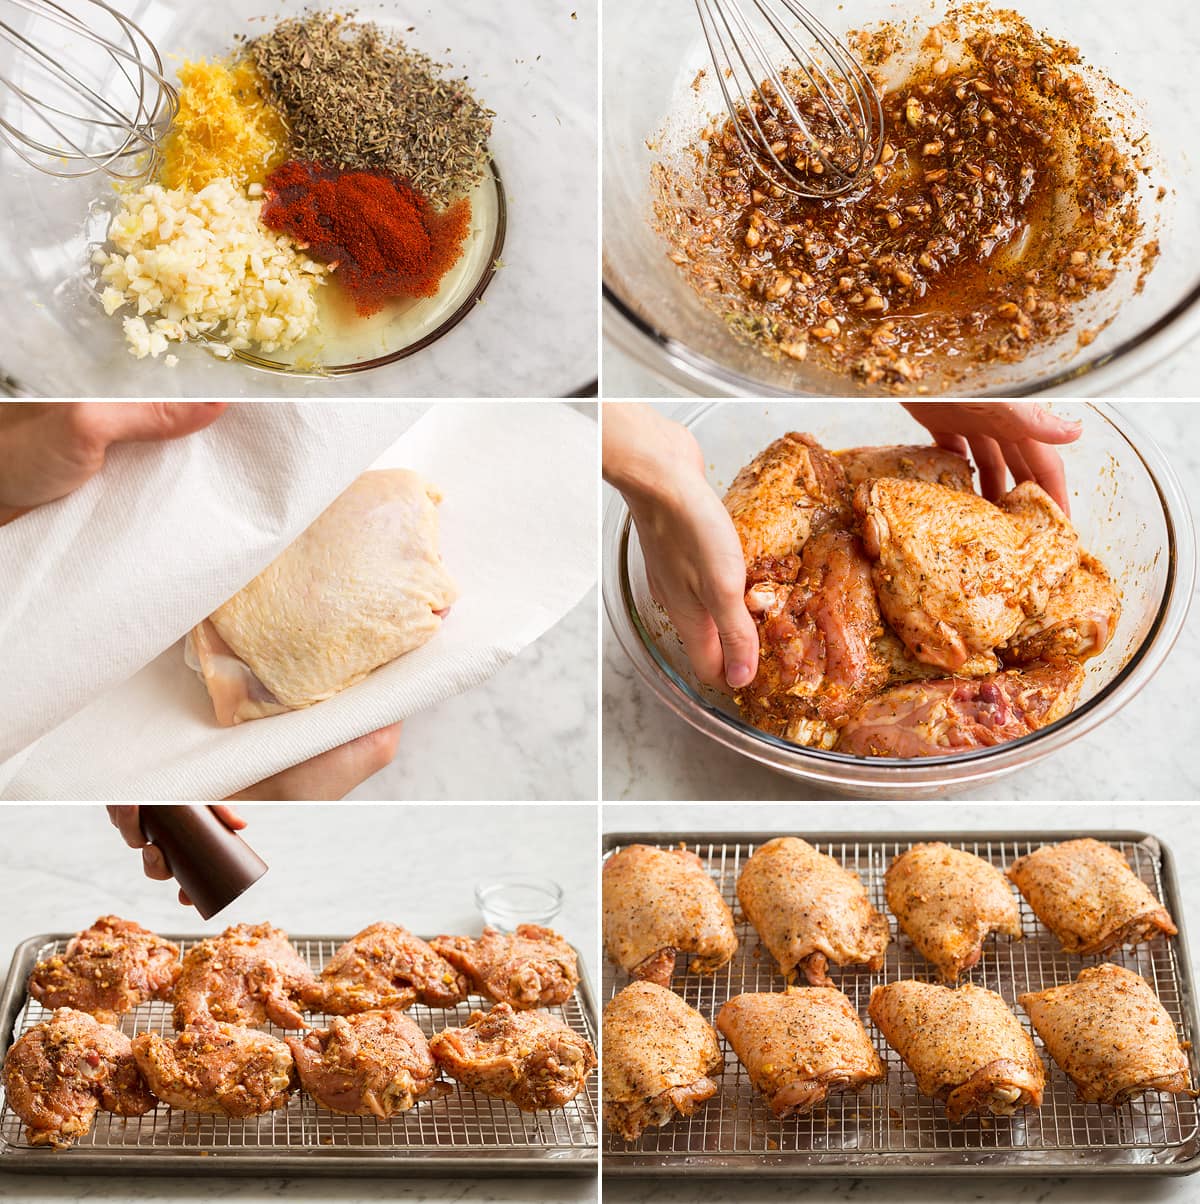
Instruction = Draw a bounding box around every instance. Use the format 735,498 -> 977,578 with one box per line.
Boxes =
0,402 -> 227,526
604,404 -> 758,689
901,402 -> 1082,514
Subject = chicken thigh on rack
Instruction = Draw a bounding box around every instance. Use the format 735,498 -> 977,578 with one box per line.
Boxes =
716,989 -> 885,1118
133,1024 -> 294,1117
307,923 -> 468,1014
287,1010 -> 442,1117
868,980 -> 1045,1123
1007,839 -> 1177,956
1018,964 -> 1192,1106
173,922 -> 314,1030
28,916 -> 179,1023
603,844 -> 738,986
2,1008 -> 154,1149
737,837 -> 890,986
430,1003 -> 596,1112
885,843 -> 1022,982
603,981 -> 723,1142
431,925 -> 579,1010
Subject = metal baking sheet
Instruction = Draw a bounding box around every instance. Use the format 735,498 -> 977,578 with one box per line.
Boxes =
602,830 -> 1200,1178
0,930 -> 598,1177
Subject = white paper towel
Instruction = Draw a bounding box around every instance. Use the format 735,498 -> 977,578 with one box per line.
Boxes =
0,401 -> 597,800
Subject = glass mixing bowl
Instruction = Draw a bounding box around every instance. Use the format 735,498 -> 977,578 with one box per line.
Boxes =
0,0 -> 597,397
603,0 -> 1200,396
602,402 -> 1196,797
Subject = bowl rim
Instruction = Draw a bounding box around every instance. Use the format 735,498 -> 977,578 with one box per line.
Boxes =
601,401 -> 1197,787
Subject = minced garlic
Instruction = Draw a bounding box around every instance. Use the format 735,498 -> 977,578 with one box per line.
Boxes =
159,58 -> 287,191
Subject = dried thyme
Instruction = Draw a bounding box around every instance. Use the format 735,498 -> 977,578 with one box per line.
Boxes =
248,13 -> 493,208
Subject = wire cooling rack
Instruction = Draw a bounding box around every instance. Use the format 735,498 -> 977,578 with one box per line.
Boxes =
0,932 -> 598,1177
602,830 -> 1200,1177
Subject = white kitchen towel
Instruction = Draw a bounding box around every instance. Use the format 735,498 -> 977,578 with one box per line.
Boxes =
0,401 -> 596,800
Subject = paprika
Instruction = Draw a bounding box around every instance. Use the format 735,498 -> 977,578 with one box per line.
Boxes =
260,161 -> 472,317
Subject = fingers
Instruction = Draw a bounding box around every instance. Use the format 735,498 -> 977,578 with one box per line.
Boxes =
705,585 -> 759,689
967,436 -> 1009,502
107,805 -> 148,849
141,844 -> 173,882
209,804 -> 247,831
930,431 -> 970,459
89,402 -> 229,447
673,609 -> 728,690
1018,440 -> 1072,515
1009,404 -> 1083,446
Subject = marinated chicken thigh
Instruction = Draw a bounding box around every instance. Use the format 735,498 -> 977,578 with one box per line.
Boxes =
431,925 -> 579,1010
287,1010 -> 441,1117
868,980 -> 1045,1123
854,478 -> 1080,672
737,837 -> 889,986
885,844 -> 1022,982
1018,964 -> 1192,1105
133,1024 -> 294,1117
430,1003 -> 596,1112
837,661 -> 1084,758
188,470 -> 457,725
836,445 -> 974,492
2,1009 -> 154,1149
603,981 -> 723,1141
308,923 -> 468,1014
1007,839 -> 1177,955
173,922 -> 314,1030
28,916 -> 179,1022
1004,555 -> 1121,664
716,989 -> 884,1118
603,844 -> 738,986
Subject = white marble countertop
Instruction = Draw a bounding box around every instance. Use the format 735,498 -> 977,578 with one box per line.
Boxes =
600,802 -> 1200,1202
0,804 -> 598,1202
603,401 -> 1200,800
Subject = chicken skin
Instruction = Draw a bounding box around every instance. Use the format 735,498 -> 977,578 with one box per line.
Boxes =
885,844 -> 1022,982
28,916 -> 179,1023
868,980 -> 1045,1123
737,837 -> 889,986
173,922 -> 314,1030
1004,554 -> 1121,664
287,1010 -> 441,1118
430,925 -> 579,1010
854,478 -> 1080,672
603,981 -> 723,1141
835,445 -> 974,493
1007,838 -> 1177,956
307,923 -> 468,1014
603,844 -> 738,986
1018,964 -> 1192,1106
2,1008 -> 154,1149
716,989 -> 884,1118
837,661 -> 1084,758
132,1024 -> 294,1117
430,1003 -> 596,1112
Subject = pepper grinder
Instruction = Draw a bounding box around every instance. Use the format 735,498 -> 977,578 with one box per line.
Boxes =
139,806 -> 268,920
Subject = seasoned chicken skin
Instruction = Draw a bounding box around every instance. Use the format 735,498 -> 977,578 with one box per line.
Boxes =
1007,838 -> 1177,955
308,923 -> 468,1014
2,1008 -> 154,1149
603,845 -> 737,986
837,661 -> 1084,758
869,980 -> 1045,1123
430,1003 -> 596,1112
1018,964 -> 1192,1106
836,445 -> 974,492
885,844 -> 1022,982
716,989 -> 884,1117
737,837 -> 889,986
1005,554 -> 1121,664
287,1010 -> 441,1117
189,470 -> 457,725
173,922 -> 314,1030
431,925 -> 579,1010
28,916 -> 179,1023
855,479 -> 1079,671
603,981 -> 722,1142
133,1024 -> 294,1117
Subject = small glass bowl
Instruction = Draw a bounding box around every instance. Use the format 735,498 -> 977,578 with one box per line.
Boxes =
474,875 -> 564,932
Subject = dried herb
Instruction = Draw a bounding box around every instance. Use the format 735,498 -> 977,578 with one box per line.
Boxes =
248,13 -> 493,208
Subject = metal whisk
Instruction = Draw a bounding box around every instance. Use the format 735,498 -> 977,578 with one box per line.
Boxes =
695,0 -> 884,197
0,0 -> 176,179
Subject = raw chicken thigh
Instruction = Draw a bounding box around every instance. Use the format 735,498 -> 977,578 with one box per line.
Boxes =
431,925 -> 579,1009
1004,555 -> 1121,663
287,1010 -> 441,1117
28,916 -> 179,1022
188,469 -> 457,725
835,445 -> 974,492
2,1008 -> 154,1149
